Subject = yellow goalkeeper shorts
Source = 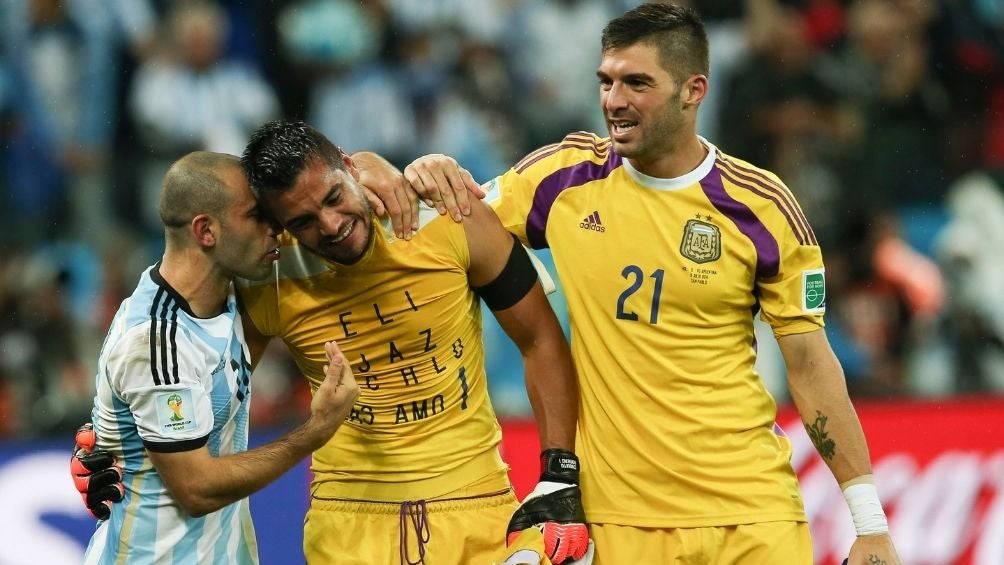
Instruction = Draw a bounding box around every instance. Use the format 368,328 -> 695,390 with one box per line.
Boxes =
588,520 -> 812,565
303,469 -> 518,565
490,527 -> 553,565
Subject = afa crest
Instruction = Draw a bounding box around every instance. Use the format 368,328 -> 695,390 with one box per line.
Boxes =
680,219 -> 721,264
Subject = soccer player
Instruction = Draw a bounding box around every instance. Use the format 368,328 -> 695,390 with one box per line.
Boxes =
235,121 -> 587,564
395,4 -> 903,564
81,152 -> 360,564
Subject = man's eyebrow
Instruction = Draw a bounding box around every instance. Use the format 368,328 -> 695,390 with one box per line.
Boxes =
322,183 -> 342,202
599,70 -> 655,82
630,72 -> 655,81
284,185 -> 339,226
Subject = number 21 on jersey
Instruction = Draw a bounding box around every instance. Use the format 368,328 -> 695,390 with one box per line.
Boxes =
616,265 -> 665,324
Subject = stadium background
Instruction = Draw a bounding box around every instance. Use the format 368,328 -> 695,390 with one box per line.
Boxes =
1,0 -> 1003,563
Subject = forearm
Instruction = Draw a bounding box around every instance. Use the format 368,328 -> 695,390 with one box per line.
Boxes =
522,334 -> 579,451
780,330 -> 897,551
786,343 -> 873,483
795,380 -> 897,544
207,423 -> 329,508
152,419 -> 331,517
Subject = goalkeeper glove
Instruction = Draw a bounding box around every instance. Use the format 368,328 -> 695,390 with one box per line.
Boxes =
506,449 -> 589,564
71,423 -> 124,520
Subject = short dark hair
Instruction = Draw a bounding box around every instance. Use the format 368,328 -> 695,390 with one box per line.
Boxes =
241,121 -> 344,196
601,3 -> 710,79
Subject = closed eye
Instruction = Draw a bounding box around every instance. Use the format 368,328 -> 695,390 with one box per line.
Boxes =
286,217 -> 312,231
325,187 -> 343,207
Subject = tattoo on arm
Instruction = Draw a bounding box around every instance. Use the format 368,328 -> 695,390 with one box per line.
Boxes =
868,555 -> 886,565
806,410 -> 836,460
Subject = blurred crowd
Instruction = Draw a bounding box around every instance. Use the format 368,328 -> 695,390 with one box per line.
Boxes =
1,0 -> 1003,438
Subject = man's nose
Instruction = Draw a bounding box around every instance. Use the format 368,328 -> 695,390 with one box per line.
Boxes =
318,208 -> 342,236
603,83 -> 628,112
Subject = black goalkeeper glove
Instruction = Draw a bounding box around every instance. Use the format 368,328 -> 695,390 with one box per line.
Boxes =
506,449 -> 589,564
70,423 -> 124,520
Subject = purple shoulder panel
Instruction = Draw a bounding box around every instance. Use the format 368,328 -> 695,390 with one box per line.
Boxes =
525,152 -> 622,249
701,164 -> 780,278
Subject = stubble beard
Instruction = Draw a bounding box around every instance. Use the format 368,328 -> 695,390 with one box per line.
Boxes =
304,213 -> 374,266
614,97 -> 685,167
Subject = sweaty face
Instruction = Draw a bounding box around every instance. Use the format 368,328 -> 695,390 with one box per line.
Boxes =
214,167 -> 281,281
598,43 -> 687,168
263,157 -> 374,265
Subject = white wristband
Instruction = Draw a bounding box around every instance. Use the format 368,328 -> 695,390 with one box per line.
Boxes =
842,482 -> 889,536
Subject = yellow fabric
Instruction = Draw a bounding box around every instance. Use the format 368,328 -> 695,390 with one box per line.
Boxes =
238,213 -> 506,501
487,133 -> 820,527
303,469 -> 517,565
490,528 -> 553,565
588,521 -> 812,564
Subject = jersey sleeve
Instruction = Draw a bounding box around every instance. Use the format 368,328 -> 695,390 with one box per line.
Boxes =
107,326 -> 214,452
755,193 -> 827,337
485,169 -> 535,247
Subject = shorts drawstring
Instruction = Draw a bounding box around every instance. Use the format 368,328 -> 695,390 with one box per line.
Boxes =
399,499 -> 430,565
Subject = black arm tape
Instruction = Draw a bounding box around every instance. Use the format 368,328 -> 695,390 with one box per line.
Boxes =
474,233 -> 538,311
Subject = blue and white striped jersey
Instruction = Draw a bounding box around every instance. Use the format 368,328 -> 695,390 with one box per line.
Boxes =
85,264 -> 258,565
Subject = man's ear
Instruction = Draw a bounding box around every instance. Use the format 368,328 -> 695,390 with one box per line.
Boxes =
683,74 -> 708,108
192,214 -> 216,247
338,146 -> 361,181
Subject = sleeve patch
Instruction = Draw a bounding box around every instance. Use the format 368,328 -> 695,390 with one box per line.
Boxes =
155,389 -> 199,434
484,177 -> 502,205
802,268 -> 826,313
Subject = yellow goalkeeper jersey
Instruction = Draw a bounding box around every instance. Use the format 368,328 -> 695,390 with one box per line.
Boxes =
238,211 -> 505,501
487,132 -> 823,527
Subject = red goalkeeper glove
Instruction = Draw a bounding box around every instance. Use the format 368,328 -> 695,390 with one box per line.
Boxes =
506,449 -> 589,564
71,423 -> 124,520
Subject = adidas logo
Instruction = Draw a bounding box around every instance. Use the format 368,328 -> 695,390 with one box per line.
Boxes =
579,211 -> 606,232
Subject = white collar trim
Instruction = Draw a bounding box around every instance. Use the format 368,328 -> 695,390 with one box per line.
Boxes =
622,136 -> 718,191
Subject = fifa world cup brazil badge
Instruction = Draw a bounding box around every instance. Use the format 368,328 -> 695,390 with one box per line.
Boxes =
156,389 -> 198,434
680,219 -> 721,264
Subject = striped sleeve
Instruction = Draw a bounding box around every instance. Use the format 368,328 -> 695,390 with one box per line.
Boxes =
147,285 -> 182,385
716,153 -> 817,246
109,324 -> 213,451
713,155 -> 826,334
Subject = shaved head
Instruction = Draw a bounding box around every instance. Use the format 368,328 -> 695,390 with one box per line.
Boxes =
159,152 -> 243,245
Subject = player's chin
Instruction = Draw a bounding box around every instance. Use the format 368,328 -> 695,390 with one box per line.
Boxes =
322,234 -> 368,264
324,246 -> 365,265
609,138 -> 640,158
242,259 -> 277,281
